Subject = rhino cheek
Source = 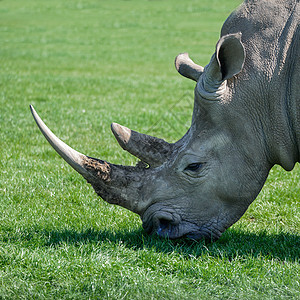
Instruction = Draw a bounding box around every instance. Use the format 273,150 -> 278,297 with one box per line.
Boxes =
216,153 -> 270,208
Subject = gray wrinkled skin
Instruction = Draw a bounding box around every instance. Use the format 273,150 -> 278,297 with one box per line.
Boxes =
139,0 -> 299,240
31,0 -> 299,242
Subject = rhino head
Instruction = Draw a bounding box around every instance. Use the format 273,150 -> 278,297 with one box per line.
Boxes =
31,28 -> 298,241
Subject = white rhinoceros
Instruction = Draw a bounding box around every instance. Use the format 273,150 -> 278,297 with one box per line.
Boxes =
31,0 -> 299,241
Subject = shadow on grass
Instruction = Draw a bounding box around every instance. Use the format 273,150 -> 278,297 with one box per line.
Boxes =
42,227 -> 300,262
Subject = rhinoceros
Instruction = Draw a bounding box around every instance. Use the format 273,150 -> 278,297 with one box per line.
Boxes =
30,0 -> 299,241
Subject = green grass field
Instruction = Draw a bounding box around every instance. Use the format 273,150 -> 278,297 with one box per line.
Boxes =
0,0 -> 299,298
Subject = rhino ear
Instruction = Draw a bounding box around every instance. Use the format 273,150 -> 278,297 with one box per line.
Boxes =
197,33 -> 245,100
215,33 -> 245,80
175,53 -> 204,82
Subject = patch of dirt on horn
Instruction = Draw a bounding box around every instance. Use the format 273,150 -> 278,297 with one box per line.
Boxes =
82,157 -> 111,182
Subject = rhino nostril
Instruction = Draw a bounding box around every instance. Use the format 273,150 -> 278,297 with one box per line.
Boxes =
159,218 -> 170,230
157,218 -> 172,236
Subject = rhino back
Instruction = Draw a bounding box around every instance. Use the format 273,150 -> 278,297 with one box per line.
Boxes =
221,0 -> 299,74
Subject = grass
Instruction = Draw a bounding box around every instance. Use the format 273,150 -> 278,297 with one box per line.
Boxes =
0,0 -> 299,298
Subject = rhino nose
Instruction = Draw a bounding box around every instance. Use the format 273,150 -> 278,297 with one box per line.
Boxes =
152,212 -> 181,238
142,206 -> 182,237
157,218 -> 172,236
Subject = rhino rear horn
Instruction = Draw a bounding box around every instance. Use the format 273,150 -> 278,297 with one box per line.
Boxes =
111,123 -> 172,167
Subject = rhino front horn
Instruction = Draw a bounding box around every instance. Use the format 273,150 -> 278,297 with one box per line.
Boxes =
30,105 -> 146,214
30,105 -> 89,177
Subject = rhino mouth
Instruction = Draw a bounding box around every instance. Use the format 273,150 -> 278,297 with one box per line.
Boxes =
142,208 -> 222,241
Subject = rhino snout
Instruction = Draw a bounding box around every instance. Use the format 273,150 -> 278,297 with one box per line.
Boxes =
142,208 -> 180,237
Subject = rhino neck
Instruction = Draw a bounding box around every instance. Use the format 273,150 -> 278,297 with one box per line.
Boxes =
287,25 -> 300,165
269,91 -> 300,171
269,19 -> 300,170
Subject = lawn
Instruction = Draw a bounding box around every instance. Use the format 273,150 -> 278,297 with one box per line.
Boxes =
0,0 -> 299,299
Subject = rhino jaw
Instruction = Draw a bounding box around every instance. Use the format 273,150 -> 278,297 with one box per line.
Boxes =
141,204 -> 227,241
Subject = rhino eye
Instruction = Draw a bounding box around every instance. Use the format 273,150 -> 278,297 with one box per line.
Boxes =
184,163 -> 203,172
